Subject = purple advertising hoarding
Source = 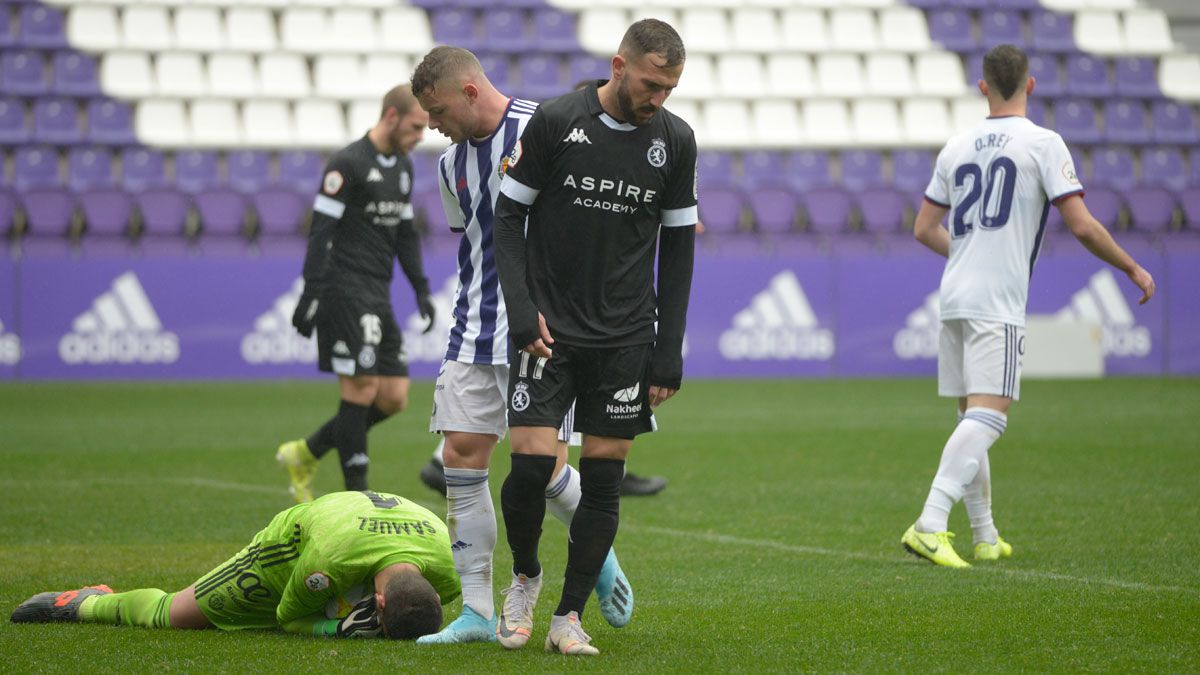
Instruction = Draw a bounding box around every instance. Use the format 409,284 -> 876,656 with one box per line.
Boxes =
0,253 -> 19,380
1166,239 -> 1200,375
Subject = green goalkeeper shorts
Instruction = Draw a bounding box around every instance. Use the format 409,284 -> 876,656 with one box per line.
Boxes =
191,524 -> 301,631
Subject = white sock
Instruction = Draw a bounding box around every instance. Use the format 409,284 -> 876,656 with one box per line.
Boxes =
916,407 -> 1007,534
432,437 -> 445,464
444,467 -> 495,619
544,464 -> 581,527
964,451 -> 998,545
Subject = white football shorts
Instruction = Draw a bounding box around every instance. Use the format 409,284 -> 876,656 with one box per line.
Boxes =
938,319 -> 1024,401
430,360 -> 577,442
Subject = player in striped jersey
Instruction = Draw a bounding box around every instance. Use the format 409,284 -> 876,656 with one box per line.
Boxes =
902,45 -> 1155,568
408,46 -> 632,645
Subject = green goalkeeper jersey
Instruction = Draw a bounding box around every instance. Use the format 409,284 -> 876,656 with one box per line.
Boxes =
249,491 -> 460,627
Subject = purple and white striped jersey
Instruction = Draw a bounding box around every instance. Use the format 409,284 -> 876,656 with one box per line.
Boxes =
437,97 -> 538,365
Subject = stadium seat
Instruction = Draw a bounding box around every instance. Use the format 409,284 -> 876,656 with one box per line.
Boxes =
0,97 -> 28,145
189,101 -> 241,147
951,97 -> 988,135
348,99 -> 381,138
852,100 -> 901,146
364,55 -> 413,96
858,187 -> 908,235
979,10 -> 1025,49
67,147 -> 113,192
1085,187 -> 1123,228
87,99 -> 136,145
1180,188 -> 1200,228
430,8 -> 480,51
258,54 -> 309,98
481,9 -> 527,54
295,101 -> 348,148
229,151 -> 272,195
531,9 -> 578,53
207,54 -> 256,98
0,189 -> 17,236
174,7 -> 224,52
156,53 -> 207,98
195,189 -> 249,238
830,8 -> 878,52
253,188 -> 307,237
781,8 -> 829,53
475,53 -> 512,93
802,188 -> 854,235
1104,100 -> 1151,145
330,8 -> 378,54
52,52 -> 100,97
741,151 -> 788,189
568,55 -> 609,87
15,145 -> 62,191
731,8 -> 780,53
766,54 -> 815,99
33,97 -> 82,145
705,101 -> 753,149
1159,55 -> 1200,101
803,101 -> 852,148
66,6 -> 119,51
315,55 -> 370,99
1031,11 -> 1075,53
715,55 -> 763,101
841,150 -> 886,192
379,8 -> 434,55
1123,9 -> 1173,54
748,188 -> 799,235
878,7 -> 931,52
1090,147 -> 1136,191
1027,99 -> 1049,127
122,7 -> 171,51
1054,99 -> 1103,145
866,54 -> 915,98
698,151 -> 735,189
518,54 -> 565,101
415,189 -> 449,233
576,9 -> 625,56
1125,187 -> 1176,233
101,52 -> 153,99
1027,55 -> 1064,98
79,188 -> 134,238
1065,55 -> 1113,98
278,151 -> 323,194
682,9 -> 731,53
1141,148 -> 1188,193
902,99 -> 951,145
18,4 -> 68,49
243,101 -> 295,147
137,189 -> 191,238
0,9 -> 13,50
914,53 -> 966,97
1113,57 -> 1160,99
2,50 -> 48,97
20,187 -> 76,237
696,187 -> 744,235
1152,101 -> 1199,144
892,150 -> 934,193
121,148 -> 168,192
787,151 -> 833,192
1074,11 -> 1123,54
751,101 -> 803,146
927,9 -> 976,52
817,54 -> 865,98
674,55 -> 714,100
226,8 -> 278,52
176,150 -> 221,194
281,8 -> 331,54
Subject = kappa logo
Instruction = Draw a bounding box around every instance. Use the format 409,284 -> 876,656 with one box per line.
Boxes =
333,341 -> 350,356
719,271 -> 835,361
366,167 -> 384,182
893,291 -> 941,360
1054,269 -> 1150,357
59,271 -> 180,365
343,453 -> 370,467
241,278 -> 317,365
0,317 -> 21,366
563,127 -> 592,144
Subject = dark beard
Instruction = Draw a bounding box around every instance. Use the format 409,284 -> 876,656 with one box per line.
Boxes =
616,78 -> 651,127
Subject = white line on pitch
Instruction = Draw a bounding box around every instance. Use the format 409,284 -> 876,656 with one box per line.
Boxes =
625,524 -> 1200,596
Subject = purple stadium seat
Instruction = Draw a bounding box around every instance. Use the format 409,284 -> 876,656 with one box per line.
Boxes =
1028,55 -> 1064,98
15,145 -> 60,190
415,189 -> 448,234
1065,55 -> 1112,98
979,11 -> 1025,49
1152,102 -> 1199,144
840,150 -> 885,192
476,53 -> 513,93
0,97 -> 28,144
1031,11 -> 1075,53
1085,188 -> 1122,229
0,9 -> 14,49
121,147 -> 167,192
1069,145 -> 1088,183
18,4 -> 67,49
20,188 -> 76,237
857,188 -> 907,234
52,52 -> 101,97
1090,147 -> 1136,191
33,97 -> 81,144
531,9 -> 577,52
965,53 -> 983,86
927,10 -> 976,52
481,9 -> 527,53
79,189 -> 133,237
802,188 -> 854,235
278,151 -> 323,194
195,189 -> 247,237
0,189 -> 17,234
1054,99 -> 1101,145
1114,58 -> 1160,99
176,151 -> 221,194
1141,148 -> 1187,192
86,99 -> 136,145
1125,187 -> 1176,233
698,151 -> 736,189
430,9 -> 480,51
1,49 -> 48,96
741,151 -> 789,189
136,189 -> 190,237
1027,98 -> 1049,127
568,55 -> 609,88
788,151 -> 833,191
1180,188 -> 1200,229
1104,100 -> 1151,145
517,54 -> 563,101
747,188 -> 798,235
1193,152 -> 1200,187
949,0 -> 991,9
228,150 -> 271,194
892,150 -> 934,193
409,151 -> 437,195
67,146 -> 114,191
697,187 -> 744,235
253,188 -> 306,237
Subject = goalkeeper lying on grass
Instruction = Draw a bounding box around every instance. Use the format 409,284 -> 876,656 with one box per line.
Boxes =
11,491 -> 460,640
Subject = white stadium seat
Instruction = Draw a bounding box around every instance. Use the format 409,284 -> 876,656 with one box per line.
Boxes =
295,100 -> 349,147
67,6 -> 119,51
578,9 -> 627,56
122,6 -> 172,51
914,52 -> 967,97
348,99 -> 382,137
878,7 -> 931,53
665,100 -> 703,145
173,7 -> 224,52
330,9 -> 380,54
136,98 -> 189,146
281,8 -> 331,54
365,55 -> 414,97
681,9 -> 732,54
258,54 -> 311,99
717,55 -> 766,100
751,100 -> 803,146
1122,10 -> 1173,54
1159,54 -> 1200,101
101,52 -> 154,99
902,100 -> 951,146
1039,0 -> 1086,10
781,9 -> 829,53
766,54 -> 815,98
378,7 -> 435,55
673,55 -> 715,101
852,99 -> 901,146
314,56 -> 371,99
951,97 -> 989,135
1087,0 -> 1137,8
816,54 -> 865,98
155,53 -> 206,98
226,8 -> 278,52
866,54 -> 915,98
208,54 -> 258,98
802,100 -> 852,148
1074,11 -> 1124,54
190,100 -> 242,147
731,8 -> 780,53
243,101 -> 295,148
704,100 -> 754,149
830,8 -> 879,53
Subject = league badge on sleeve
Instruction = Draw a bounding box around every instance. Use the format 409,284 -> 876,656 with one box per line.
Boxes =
305,572 -> 331,593
1062,162 -> 1079,185
323,171 -> 345,195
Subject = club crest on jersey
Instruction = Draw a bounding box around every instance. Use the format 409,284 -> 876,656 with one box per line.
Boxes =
399,170 -> 411,193
358,345 -> 376,368
499,140 -> 522,177
647,139 -> 667,168
511,381 -> 531,412
323,170 -> 344,195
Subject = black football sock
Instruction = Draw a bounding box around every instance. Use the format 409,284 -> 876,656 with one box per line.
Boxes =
333,400 -> 370,491
556,457 -> 624,618
308,405 -> 391,459
501,454 -> 557,579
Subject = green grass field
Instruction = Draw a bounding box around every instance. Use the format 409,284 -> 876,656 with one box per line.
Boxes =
1,378 -> 1198,672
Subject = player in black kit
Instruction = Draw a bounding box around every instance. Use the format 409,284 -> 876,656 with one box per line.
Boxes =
491,20 -> 697,655
276,84 -> 437,500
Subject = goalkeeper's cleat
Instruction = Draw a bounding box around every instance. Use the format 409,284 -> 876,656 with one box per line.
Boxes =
276,439 -> 317,503
974,536 -> 1013,561
416,606 -> 497,644
496,572 -> 542,649
902,525 -> 971,568
544,612 -> 599,656
418,457 -> 447,497
11,585 -> 113,623
595,548 -> 633,628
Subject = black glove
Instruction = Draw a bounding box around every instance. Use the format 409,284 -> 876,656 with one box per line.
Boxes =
291,290 -> 320,338
417,295 -> 436,334
336,596 -> 382,638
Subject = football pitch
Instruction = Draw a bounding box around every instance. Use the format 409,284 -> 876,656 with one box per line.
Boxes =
1,378 -> 1197,672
